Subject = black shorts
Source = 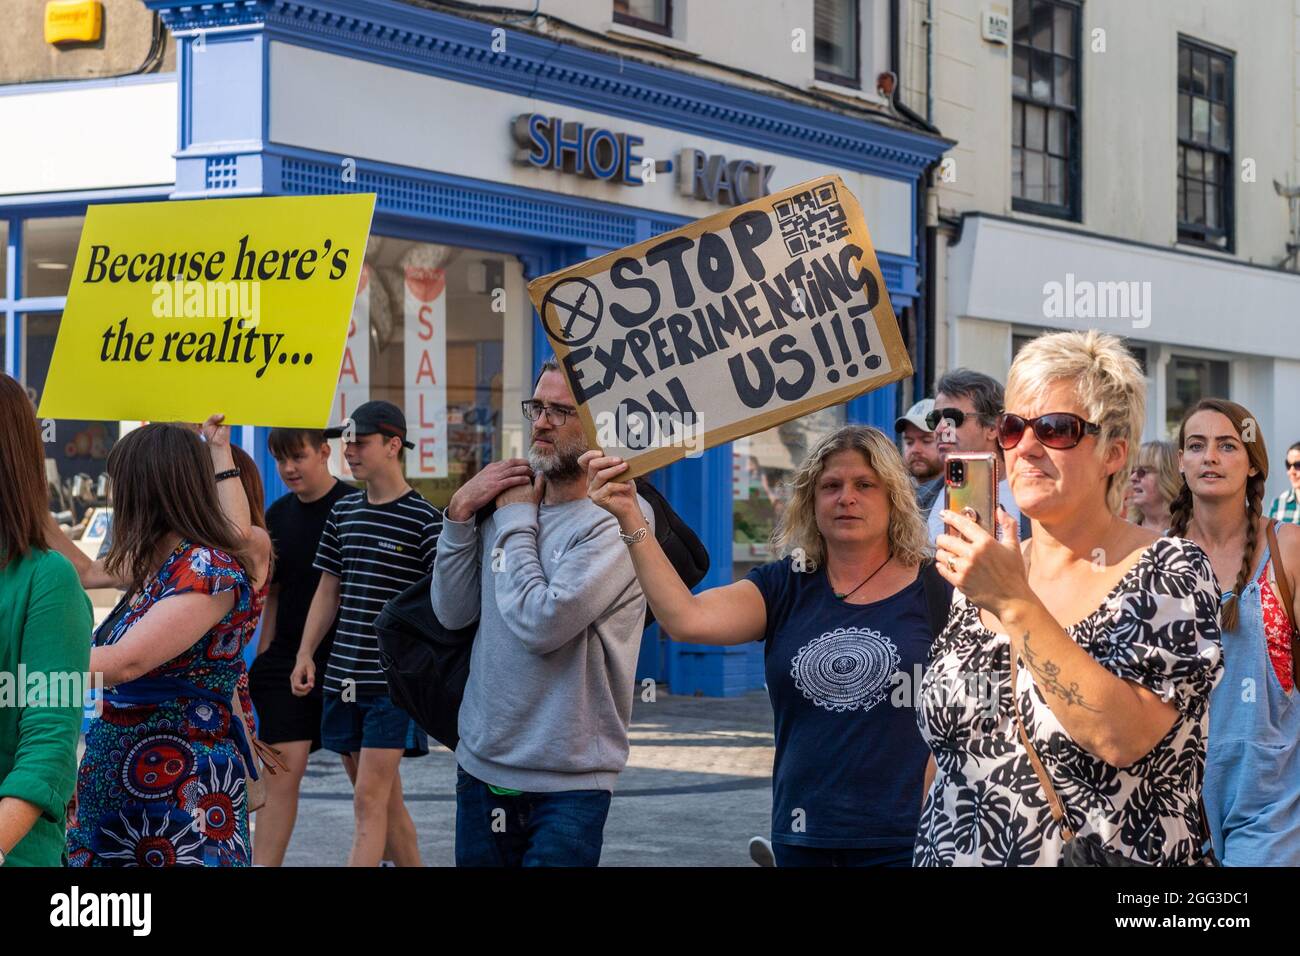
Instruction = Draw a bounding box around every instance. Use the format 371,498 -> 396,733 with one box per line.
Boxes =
248,653 -> 323,751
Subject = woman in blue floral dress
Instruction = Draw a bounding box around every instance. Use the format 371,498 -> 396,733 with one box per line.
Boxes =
64,419 -> 271,867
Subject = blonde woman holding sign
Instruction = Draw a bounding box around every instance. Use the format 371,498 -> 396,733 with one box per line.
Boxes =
584,426 -> 951,866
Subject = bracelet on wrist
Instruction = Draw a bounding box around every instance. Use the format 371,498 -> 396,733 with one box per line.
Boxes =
214,467 -> 241,483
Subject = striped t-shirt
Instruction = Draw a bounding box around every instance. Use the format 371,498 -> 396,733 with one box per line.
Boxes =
313,488 -> 442,695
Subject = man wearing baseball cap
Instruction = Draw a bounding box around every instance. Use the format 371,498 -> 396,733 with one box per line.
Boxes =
894,398 -> 944,513
291,400 -> 442,867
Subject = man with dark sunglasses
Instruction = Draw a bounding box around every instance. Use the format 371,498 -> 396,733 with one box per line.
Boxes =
923,369 -> 1028,543
1267,441 -> 1300,526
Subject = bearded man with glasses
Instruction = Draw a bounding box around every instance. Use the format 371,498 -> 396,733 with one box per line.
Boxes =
430,357 -> 653,867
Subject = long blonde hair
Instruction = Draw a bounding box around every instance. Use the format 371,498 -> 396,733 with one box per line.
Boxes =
771,425 -> 931,569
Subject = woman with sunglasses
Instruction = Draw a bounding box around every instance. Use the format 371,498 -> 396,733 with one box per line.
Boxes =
915,330 -> 1222,866
1127,441 -> 1181,529
1171,400 -> 1300,866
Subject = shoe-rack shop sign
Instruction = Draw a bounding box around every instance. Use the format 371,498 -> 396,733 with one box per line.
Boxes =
511,113 -> 774,206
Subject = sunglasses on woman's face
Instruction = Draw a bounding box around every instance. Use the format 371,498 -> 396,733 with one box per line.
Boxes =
997,412 -> 1101,450
925,406 -> 967,431
1130,466 -> 1151,481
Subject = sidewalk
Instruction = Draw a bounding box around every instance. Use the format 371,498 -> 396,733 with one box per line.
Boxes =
276,689 -> 775,867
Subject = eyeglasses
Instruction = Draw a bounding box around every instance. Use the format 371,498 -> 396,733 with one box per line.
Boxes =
521,400 -> 575,425
1131,466 -> 1151,480
925,407 -> 968,431
1288,460 -> 1300,472
997,412 -> 1101,450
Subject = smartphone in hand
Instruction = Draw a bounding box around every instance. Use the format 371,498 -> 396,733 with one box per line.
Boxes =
944,453 -> 998,538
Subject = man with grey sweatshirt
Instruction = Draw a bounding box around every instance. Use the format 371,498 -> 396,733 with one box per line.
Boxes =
430,358 -> 652,866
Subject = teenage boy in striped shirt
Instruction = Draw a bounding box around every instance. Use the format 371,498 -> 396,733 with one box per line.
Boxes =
291,401 -> 442,867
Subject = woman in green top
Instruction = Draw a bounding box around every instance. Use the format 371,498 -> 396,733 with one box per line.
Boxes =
0,372 -> 92,867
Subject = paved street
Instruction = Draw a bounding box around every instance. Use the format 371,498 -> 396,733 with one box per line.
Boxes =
276,689 -> 775,867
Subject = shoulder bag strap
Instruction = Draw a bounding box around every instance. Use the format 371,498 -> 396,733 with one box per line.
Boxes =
1264,520 -> 1300,688
1008,645 -> 1075,842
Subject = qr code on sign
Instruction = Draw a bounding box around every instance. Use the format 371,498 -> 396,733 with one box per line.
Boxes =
774,183 -> 850,256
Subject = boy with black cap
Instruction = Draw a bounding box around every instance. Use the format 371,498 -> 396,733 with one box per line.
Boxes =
290,400 -> 442,867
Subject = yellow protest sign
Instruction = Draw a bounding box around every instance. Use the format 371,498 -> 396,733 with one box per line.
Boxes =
37,193 -> 376,427
527,175 -> 912,477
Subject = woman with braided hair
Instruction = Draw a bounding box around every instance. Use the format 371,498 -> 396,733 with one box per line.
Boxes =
1172,398 -> 1300,865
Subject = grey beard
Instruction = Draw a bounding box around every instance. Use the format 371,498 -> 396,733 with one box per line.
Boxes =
529,444 -> 584,482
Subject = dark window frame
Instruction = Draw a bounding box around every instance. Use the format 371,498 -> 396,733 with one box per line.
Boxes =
1177,35 -> 1234,251
612,0 -> 674,37
814,0 -> 862,89
1011,0 -> 1082,221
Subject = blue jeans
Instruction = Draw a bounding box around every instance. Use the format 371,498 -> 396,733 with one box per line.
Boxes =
772,843 -> 914,867
454,766 -> 612,867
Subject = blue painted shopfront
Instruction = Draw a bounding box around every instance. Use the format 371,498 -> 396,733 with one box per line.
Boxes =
5,0 -> 948,696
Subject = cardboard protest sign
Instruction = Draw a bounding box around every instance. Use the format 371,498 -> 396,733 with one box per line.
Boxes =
527,175 -> 911,477
38,193 -> 376,427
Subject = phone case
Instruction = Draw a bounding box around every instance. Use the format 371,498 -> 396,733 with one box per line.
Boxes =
944,453 -> 998,537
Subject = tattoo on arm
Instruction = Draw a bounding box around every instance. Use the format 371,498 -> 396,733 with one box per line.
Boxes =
1020,631 -> 1100,712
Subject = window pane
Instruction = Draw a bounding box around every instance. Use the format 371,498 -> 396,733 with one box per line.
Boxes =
1023,151 -> 1046,202
1166,356 -> 1229,438
614,0 -> 668,25
349,238 -> 527,503
1031,1 -> 1053,50
1012,147 -> 1024,197
1191,50 -> 1208,96
1025,103 -> 1046,151
814,0 -> 858,79
1013,101 -> 1024,146
1053,4 -> 1074,56
1205,182 -> 1219,229
1210,103 -> 1228,149
1053,57 -> 1074,106
1187,180 -> 1204,225
1210,55 -> 1227,101
0,221 -> 8,300
733,409 -> 845,576
1031,49 -> 1052,100
1047,109 -> 1065,155
1178,44 -> 1190,90
1047,157 -> 1066,206
1014,0 -> 1030,43
1178,145 -> 1186,177
21,216 -> 83,299
1013,46 -> 1030,95
1177,175 -> 1187,223
1187,147 -> 1204,178
1178,93 -> 1190,140
1191,97 -> 1209,142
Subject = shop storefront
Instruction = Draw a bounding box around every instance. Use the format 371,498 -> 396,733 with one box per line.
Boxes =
2,0 -> 947,694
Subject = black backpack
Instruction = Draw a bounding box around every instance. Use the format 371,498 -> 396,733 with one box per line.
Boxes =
376,478 -> 709,750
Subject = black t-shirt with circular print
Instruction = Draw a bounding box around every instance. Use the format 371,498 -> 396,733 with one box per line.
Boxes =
746,556 -> 939,850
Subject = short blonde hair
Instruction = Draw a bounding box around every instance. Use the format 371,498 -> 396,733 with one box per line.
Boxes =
771,425 -> 931,569
1005,330 -> 1146,515
1127,440 -> 1181,525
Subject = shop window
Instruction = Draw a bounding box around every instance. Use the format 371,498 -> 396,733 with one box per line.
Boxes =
1165,355 -> 1229,439
613,0 -> 672,36
22,216 -> 83,298
1012,0 -> 1079,218
732,406 -> 845,581
22,311 -> 120,571
815,0 -> 860,87
333,238 -> 529,509
1178,37 -> 1233,249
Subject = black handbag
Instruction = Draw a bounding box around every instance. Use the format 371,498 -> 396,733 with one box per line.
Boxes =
377,480 -> 709,748
1009,648 -> 1217,867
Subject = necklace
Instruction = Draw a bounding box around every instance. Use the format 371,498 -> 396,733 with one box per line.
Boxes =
831,549 -> 894,601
